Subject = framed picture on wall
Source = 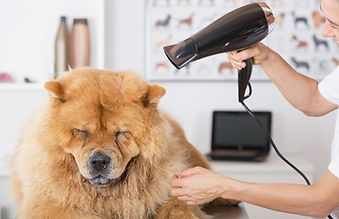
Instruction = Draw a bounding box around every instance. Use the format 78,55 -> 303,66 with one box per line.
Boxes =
145,0 -> 339,81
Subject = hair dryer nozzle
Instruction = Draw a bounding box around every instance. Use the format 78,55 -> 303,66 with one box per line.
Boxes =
163,38 -> 198,69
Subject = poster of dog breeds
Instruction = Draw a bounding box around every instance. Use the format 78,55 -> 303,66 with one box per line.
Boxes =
147,0 -> 339,81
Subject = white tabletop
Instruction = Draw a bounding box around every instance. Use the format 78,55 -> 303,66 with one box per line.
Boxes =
209,153 -> 313,174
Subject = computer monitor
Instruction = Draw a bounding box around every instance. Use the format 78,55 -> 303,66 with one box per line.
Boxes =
212,111 -> 272,153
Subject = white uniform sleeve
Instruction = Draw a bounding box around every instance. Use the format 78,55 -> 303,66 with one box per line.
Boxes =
318,67 -> 339,105
319,67 -> 339,178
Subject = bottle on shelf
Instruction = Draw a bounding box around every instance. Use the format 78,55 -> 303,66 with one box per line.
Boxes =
54,16 -> 69,79
70,18 -> 90,69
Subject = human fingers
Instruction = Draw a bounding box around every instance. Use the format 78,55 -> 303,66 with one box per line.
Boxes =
170,187 -> 187,197
170,175 -> 178,187
229,45 -> 261,62
236,48 -> 257,62
229,59 -> 246,70
178,166 -> 206,178
171,175 -> 185,188
227,51 -> 238,56
227,51 -> 243,62
227,52 -> 246,69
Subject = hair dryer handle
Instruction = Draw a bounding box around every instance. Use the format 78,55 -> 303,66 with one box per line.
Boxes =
238,58 -> 253,103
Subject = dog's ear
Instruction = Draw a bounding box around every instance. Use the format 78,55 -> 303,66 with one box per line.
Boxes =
44,81 -> 65,102
144,84 -> 165,106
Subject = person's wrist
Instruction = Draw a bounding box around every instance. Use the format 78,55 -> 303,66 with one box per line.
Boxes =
260,46 -> 277,67
219,176 -> 238,200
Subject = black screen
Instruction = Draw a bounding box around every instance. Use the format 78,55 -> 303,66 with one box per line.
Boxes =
212,111 -> 271,150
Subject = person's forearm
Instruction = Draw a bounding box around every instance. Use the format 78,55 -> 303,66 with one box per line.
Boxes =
222,179 -> 331,217
260,49 -> 319,115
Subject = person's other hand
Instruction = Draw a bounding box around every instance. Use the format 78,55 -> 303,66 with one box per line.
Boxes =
170,166 -> 228,205
227,42 -> 271,70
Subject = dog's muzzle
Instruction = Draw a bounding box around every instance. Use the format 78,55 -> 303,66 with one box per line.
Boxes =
88,150 -> 112,185
88,151 -> 112,173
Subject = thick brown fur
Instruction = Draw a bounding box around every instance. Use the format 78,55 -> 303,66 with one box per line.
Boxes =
11,68 -> 236,219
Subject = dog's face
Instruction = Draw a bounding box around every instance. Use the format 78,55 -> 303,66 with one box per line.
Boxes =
64,105 -> 141,187
44,69 -> 165,186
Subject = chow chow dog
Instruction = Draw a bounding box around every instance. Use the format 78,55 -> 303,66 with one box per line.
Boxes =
11,68 -> 236,218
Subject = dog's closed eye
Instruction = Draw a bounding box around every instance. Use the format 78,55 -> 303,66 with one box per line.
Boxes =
72,128 -> 88,138
115,131 -> 128,142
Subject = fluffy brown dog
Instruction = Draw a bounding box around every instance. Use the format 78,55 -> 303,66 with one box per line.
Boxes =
11,68 -> 236,219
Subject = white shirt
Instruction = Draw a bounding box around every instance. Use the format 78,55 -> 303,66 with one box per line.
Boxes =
318,66 -> 339,219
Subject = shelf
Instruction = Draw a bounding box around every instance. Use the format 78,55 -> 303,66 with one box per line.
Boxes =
0,0 -> 106,85
0,83 -> 45,91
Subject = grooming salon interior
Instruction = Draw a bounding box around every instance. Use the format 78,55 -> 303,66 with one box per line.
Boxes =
0,0 -> 339,218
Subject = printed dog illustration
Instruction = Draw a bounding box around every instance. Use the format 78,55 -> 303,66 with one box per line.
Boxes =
154,61 -> 169,71
177,13 -> 194,28
291,35 -> 309,50
313,35 -> 329,51
155,14 -> 172,28
292,12 -> 310,29
291,57 -> 310,71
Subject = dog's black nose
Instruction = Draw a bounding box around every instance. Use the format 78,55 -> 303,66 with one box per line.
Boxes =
88,151 -> 111,172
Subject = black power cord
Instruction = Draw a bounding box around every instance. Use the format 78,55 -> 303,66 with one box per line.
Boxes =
240,82 -> 333,219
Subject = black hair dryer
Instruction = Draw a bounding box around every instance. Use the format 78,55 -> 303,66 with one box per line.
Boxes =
163,2 -> 275,103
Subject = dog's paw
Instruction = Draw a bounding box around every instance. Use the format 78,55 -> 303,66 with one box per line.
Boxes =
167,208 -> 199,219
157,198 -> 205,219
